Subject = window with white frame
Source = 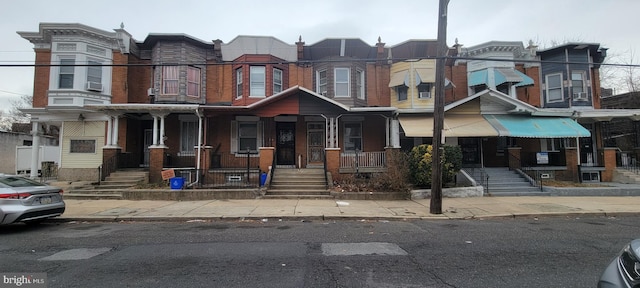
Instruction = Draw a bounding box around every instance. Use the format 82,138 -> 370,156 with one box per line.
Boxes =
546,73 -> 563,102
335,68 -> 350,97
236,67 -> 243,98
356,69 -> 365,100
87,60 -> 102,85
542,138 -> 565,152
162,66 -> 179,95
571,71 -> 586,100
418,83 -> 432,99
58,58 -> 75,89
273,68 -> 283,94
180,120 -> 198,155
230,119 -> 263,153
316,70 -> 327,95
187,66 -> 201,97
343,122 -> 362,152
250,66 -> 265,96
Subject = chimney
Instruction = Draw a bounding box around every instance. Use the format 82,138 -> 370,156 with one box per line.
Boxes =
376,36 -> 386,64
295,35 -> 305,60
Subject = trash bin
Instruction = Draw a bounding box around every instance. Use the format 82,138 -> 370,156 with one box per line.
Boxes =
170,177 -> 184,190
260,172 -> 267,186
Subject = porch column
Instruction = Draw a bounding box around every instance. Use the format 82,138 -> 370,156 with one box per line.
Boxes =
112,115 -> 120,147
389,118 -> 400,148
325,148 -> 341,181
104,113 -> 122,148
326,117 -> 338,148
106,116 -> 113,146
151,115 -> 159,146
150,112 -> 168,148
148,147 -> 167,184
29,121 -> 40,179
601,148 -> 617,182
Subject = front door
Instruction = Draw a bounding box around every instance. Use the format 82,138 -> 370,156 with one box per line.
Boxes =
307,122 -> 325,166
276,122 -> 295,166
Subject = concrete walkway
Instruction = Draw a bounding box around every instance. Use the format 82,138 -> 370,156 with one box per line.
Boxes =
60,196 -> 640,222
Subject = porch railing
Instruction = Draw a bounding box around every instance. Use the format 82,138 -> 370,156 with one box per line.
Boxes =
464,167 -> 489,195
617,151 -> 640,174
99,154 -> 118,182
340,151 -> 386,173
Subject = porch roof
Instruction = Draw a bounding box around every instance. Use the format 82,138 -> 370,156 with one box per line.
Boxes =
483,114 -> 591,138
398,114 -> 499,137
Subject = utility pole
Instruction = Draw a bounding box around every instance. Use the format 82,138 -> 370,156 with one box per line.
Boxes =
430,0 -> 449,214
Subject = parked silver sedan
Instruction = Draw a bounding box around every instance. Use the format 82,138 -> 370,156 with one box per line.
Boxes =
598,239 -> 640,288
0,174 -> 65,225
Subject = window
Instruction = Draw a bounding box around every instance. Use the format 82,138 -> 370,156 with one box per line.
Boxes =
356,69 -> 365,99
418,83 -> 432,99
231,119 -> 263,154
335,68 -> 350,97
546,73 -> 563,102
571,71 -> 586,100
187,67 -> 201,97
343,122 -> 362,152
163,66 -> 179,95
236,68 -> 243,98
250,66 -> 265,96
273,68 -> 283,94
396,86 -> 408,101
180,120 -> 198,155
58,58 -> 75,89
316,70 -> 327,95
543,138 -> 565,152
87,60 -> 102,84
70,139 -> 96,153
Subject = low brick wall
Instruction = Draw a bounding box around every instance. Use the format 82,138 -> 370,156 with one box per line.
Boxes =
331,191 -> 408,200
122,189 -> 258,200
58,168 -> 99,182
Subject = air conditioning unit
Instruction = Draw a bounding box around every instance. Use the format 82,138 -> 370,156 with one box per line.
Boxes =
419,92 -> 431,99
147,88 -> 155,96
86,81 -> 103,92
573,92 -> 588,101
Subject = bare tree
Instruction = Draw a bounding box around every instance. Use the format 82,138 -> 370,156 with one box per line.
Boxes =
0,94 -> 32,131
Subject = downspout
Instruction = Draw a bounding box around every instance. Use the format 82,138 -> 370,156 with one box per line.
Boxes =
188,108 -> 203,187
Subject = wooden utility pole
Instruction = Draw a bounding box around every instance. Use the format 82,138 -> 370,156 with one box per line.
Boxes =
430,0 -> 449,214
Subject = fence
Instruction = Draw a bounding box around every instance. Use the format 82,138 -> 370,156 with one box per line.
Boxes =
339,151 -> 386,173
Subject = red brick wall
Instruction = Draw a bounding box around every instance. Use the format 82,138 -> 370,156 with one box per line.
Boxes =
516,65 -> 541,107
446,63 -> 468,104
110,51 -> 128,104
365,63 -> 390,107
592,68 -> 602,109
32,49 -> 51,108
126,55 -> 151,104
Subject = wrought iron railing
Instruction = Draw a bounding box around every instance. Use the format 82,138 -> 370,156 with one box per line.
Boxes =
99,154 -> 118,183
464,167 -> 489,194
617,151 -> 639,174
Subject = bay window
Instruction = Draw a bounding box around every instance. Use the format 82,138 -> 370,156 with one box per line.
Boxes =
162,66 -> 179,95
335,68 -> 350,97
273,68 -> 283,94
250,66 -> 265,96
58,58 -> 75,89
546,73 -> 563,102
187,66 -> 201,97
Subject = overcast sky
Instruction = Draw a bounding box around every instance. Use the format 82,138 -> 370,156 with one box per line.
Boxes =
1,0 -> 639,112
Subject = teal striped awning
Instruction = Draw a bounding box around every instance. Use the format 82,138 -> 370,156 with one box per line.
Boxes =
483,115 -> 591,138
468,68 -> 534,88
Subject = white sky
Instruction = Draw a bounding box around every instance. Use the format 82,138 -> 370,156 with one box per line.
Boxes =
1,0 -> 639,112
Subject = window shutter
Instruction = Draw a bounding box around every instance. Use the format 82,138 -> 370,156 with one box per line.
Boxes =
230,120 -> 238,153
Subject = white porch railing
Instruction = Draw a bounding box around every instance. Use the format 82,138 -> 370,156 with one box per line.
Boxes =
340,151 -> 386,172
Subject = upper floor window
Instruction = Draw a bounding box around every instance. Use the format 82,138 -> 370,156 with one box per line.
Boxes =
250,66 -> 265,96
571,71 -> 587,101
356,69 -> 365,100
316,70 -> 327,95
58,58 -> 75,89
335,68 -> 350,97
236,68 -> 243,98
187,66 -> 201,97
418,83 -> 432,99
546,73 -> 563,102
163,66 -> 179,95
396,86 -> 408,101
273,68 -> 283,94
87,60 -> 102,84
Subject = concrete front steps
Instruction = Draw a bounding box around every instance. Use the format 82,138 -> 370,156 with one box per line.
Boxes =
264,168 -> 331,199
481,167 -> 547,196
613,168 -> 640,184
63,169 -> 149,200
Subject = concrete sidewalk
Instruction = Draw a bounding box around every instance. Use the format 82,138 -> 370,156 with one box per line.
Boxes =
59,196 -> 640,222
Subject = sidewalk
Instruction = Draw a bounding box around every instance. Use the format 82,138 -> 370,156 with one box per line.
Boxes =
59,196 -> 640,222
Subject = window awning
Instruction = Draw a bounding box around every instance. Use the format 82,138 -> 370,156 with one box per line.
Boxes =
389,70 -> 408,87
399,115 -> 499,137
415,68 -> 435,83
468,68 -> 534,87
483,115 -> 590,138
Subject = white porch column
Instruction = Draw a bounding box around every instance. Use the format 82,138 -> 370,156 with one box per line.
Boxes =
159,115 -> 166,146
106,116 -> 113,146
151,115 -> 159,146
112,115 -> 120,147
29,122 -> 40,179
391,118 -> 400,148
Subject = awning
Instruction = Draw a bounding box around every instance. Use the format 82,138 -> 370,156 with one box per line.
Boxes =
399,115 -> 499,137
415,68 -> 435,83
483,114 -> 591,138
389,70 -> 408,87
468,68 -> 534,87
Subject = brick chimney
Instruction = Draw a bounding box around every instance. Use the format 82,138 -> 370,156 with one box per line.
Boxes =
295,35 -> 305,60
376,36 -> 386,64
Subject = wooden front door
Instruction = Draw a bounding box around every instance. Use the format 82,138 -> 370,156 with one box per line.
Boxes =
276,122 -> 296,166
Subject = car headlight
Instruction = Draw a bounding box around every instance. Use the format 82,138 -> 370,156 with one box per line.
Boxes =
619,241 -> 640,287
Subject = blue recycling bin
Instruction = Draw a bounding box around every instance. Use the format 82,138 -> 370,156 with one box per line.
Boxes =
170,177 -> 184,189
260,173 -> 267,186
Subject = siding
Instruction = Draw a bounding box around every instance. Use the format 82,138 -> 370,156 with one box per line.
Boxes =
61,121 -> 104,168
